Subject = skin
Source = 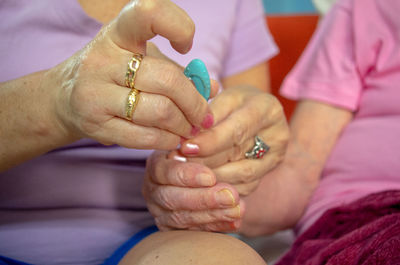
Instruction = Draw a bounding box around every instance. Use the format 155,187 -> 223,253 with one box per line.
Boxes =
0,0 -> 271,263
120,231 -> 267,265
0,0 -> 215,171
145,99 -> 353,236
240,100 -> 353,235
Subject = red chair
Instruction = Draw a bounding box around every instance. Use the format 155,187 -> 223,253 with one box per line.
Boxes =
266,15 -> 319,119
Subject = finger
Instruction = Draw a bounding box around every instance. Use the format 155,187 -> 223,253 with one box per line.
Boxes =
97,84 -> 193,138
186,120 -> 288,168
105,50 -> 214,131
209,80 -> 220,99
232,180 -> 261,196
155,220 -> 240,233
150,201 -> 244,232
147,152 -> 216,187
154,204 -> 242,230
180,93 -> 282,156
110,0 -> 195,54
134,56 -> 214,130
146,42 -> 220,100
146,42 -> 219,101
213,154 -> 282,185
184,136 -> 256,169
91,117 -> 180,150
192,220 -> 242,232
149,183 -> 239,211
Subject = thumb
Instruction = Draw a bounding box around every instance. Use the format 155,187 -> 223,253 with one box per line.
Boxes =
109,0 -> 195,54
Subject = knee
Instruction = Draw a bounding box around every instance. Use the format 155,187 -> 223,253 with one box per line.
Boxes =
119,230 -> 267,265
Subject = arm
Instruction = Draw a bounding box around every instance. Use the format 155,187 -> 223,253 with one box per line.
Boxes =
221,62 -> 270,92
0,0 -> 214,172
240,99 -> 353,236
143,62 -> 289,231
0,71 -> 74,171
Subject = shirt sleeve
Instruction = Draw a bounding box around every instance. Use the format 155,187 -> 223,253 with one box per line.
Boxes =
221,0 -> 278,78
280,0 -> 363,111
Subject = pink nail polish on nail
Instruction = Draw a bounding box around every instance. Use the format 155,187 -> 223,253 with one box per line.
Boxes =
172,155 -> 187,162
202,113 -> 214,129
182,143 -> 199,155
191,126 -> 200,136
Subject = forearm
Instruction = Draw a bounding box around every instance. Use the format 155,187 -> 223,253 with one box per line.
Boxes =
221,62 -> 270,92
0,71 -> 75,172
240,100 -> 353,236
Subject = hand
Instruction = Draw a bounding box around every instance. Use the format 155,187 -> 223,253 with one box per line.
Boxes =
174,86 -> 289,195
143,151 -> 245,232
47,0 -> 216,149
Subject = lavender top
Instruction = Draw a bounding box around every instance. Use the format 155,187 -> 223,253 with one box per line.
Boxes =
0,0 -> 277,264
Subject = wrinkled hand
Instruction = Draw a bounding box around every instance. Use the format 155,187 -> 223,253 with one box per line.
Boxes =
143,151 -> 244,232
174,86 -> 290,195
47,0 -> 215,149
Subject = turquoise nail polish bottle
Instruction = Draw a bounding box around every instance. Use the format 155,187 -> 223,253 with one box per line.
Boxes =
184,59 -> 211,100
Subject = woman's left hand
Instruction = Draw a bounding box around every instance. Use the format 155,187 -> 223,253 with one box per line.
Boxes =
171,86 -> 289,195
143,151 -> 244,232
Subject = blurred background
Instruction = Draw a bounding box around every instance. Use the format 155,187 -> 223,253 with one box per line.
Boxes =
263,0 -> 316,14
256,0 -> 319,120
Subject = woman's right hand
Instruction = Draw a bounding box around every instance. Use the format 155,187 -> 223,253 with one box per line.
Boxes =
49,0 -> 215,149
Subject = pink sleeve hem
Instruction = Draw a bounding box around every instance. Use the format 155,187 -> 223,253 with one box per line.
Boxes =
280,77 -> 361,111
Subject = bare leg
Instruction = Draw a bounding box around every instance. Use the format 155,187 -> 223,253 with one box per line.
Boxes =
119,230 -> 267,265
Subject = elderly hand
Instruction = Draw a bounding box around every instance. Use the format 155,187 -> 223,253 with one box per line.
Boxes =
174,86 -> 289,195
48,0 -> 215,149
143,87 -> 289,232
143,151 -> 244,232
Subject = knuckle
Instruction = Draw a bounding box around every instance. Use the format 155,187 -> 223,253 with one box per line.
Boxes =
238,164 -> 257,183
233,122 -> 248,146
155,218 -> 170,231
154,97 -> 175,123
174,166 -> 192,186
142,130 -> 161,147
158,63 -> 181,92
228,145 -> 244,162
170,211 -> 188,227
155,187 -> 175,210
136,0 -> 157,15
146,203 -> 161,218
189,100 -> 205,121
237,186 -> 252,196
266,95 -> 285,121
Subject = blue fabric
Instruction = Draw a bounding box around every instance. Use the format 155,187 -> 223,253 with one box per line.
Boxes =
0,226 -> 158,265
0,257 -> 30,265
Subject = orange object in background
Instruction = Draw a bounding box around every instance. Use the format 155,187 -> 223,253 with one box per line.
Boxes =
266,15 -> 319,119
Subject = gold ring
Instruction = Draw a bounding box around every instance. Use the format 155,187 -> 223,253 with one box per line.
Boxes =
125,53 -> 143,89
125,88 -> 140,120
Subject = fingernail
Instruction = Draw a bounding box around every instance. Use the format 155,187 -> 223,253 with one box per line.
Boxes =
224,205 -> 241,219
191,126 -> 200,136
201,113 -> 214,129
172,154 -> 187,163
216,189 -> 236,207
195,173 -> 215,187
229,220 -> 241,230
183,41 -> 193,54
181,143 -> 199,155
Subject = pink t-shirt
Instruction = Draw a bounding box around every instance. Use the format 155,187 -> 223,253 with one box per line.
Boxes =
281,0 -> 400,235
0,0 -> 277,264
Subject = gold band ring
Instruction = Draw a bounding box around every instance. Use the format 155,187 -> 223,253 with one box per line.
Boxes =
124,53 -> 143,119
125,88 -> 140,120
125,53 -> 143,89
